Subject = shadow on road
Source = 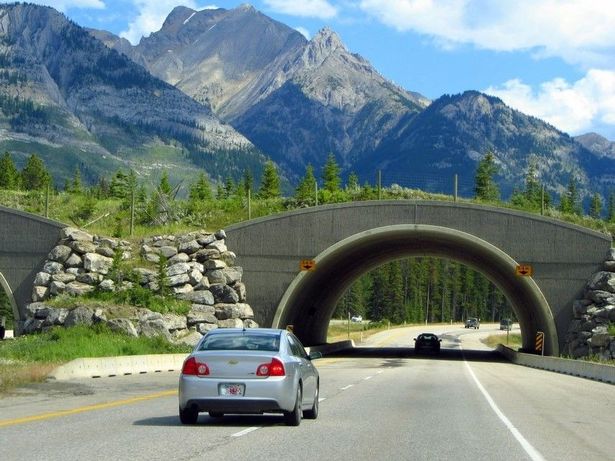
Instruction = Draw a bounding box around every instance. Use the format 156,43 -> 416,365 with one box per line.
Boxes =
133,413 -> 290,427
324,347 -> 506,363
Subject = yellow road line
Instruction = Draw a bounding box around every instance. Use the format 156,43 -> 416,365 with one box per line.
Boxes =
0,389 -> 177,428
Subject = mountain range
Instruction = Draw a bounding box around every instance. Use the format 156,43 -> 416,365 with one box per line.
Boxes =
1,2 -> 615,203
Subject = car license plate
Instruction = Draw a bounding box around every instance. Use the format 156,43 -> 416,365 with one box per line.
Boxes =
219,383 -> 244,396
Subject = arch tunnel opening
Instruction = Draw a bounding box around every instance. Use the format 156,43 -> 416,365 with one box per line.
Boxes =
0,272 -> 17,339
274,225 -> 558,355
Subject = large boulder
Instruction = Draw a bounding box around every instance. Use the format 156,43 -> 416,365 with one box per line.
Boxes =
210,284 -> 240,304
61,227 -> 93,242
587,271 -> 615,293
83,253 -> 113,274
64,306 -> 94,327
137,318 -> 172,341
48,245 -> 72,263
107,318 -> 138,337
178,290 -> 214,305
187,304 -> 217,325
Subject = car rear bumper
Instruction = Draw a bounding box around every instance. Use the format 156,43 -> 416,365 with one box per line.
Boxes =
184,398 -> 285,414
178,375 -> 297,412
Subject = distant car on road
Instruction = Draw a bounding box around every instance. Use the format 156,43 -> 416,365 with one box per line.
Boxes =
351,315 -> 363,323
465,318 -> 480,329
500,319 -> 513,331
178,328 -> 321,426
413,333 -> 441,354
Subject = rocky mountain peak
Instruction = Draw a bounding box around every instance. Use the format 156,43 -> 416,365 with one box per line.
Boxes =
161,5 -> 196,29
237,3 -> 257,13
311,27 -> 344,51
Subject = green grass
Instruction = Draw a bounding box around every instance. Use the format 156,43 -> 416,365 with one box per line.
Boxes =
0,324 -> 191,393
48,289 -> 192,316
482,333 -> 523,349
0,324 -> 190,363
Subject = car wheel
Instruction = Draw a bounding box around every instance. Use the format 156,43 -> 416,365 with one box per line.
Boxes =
208,411 -> 224,418
179,406 -> 199,425
284,386 -> 302,426
304,382 -> 319,420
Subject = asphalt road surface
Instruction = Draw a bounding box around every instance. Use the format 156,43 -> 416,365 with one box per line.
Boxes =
1,324 -> 613,461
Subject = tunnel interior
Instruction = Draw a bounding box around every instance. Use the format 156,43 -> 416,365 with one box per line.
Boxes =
275,225 -> 557,355
0,272 -> 17,332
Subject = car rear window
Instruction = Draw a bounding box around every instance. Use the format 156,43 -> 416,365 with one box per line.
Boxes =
198,333 -> 281,351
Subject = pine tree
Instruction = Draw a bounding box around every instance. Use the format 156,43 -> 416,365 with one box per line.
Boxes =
384,261 -> 405,323
242,169 -> 253,197
0,151 -> 19,190
258,161 -> 281,199
224,176 -> 235,198
110,170 -> 129,199
589,192 -> 602,219
189,172 -> 212,201
295,164 -> 317,204
322,152 -> 341,193
607,191 -> 615,222
71,167 -> 83,194
367,268 -> 388,321
474,151 -> 500,201
559,176 -> 581,215
21,154 -> 50,190
159,171 -> 172,196
346,171 -> 360,194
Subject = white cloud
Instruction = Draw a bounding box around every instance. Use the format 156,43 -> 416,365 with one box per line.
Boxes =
120,0 -> 200,45
263,0 -> 338,19
26,0 -> 105,12
484,70 -> 615,136
358,0 -> 615,69
295,27 -> 311,39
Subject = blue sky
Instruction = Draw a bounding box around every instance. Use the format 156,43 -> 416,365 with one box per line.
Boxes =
8,0 -> 615,140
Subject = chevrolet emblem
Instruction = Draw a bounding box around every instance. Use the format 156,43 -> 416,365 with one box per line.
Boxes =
228,360 -> 238,365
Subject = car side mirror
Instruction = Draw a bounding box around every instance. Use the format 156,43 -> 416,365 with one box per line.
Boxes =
308,351 -> 322,361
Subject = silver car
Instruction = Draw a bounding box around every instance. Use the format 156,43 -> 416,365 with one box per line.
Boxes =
178,328 -> 321,426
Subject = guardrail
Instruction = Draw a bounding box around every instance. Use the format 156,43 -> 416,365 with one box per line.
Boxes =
497,345 -> 615,385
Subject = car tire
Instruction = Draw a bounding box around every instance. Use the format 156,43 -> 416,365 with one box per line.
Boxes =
284,386 -> 302,426
304,382 -> 319,420
179,406 -> 199,425
208,411 -> 224,418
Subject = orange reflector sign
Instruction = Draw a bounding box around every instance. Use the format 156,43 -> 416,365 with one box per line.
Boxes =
516,264 -> 533,276
300,259 -> 316,271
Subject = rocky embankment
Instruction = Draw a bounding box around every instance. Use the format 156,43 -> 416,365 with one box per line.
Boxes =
566,249 -> 615,360
21,227 -> 256,346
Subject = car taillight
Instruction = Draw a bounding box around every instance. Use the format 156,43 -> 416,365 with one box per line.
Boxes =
256,358 -> 285,377
182,357 -> 209,376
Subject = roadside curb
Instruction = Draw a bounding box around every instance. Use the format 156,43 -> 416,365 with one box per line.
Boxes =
48,354 -> 188,380
48,341 -> 355,381
497,345 -> 615,385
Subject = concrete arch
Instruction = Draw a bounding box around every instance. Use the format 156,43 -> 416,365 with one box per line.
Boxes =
0,272 -> 18,326
274,225 -> 557,354
0,205 -> 65,328
226,200 -> 611,356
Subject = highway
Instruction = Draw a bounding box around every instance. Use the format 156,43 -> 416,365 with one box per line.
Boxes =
1,324 -> 614,461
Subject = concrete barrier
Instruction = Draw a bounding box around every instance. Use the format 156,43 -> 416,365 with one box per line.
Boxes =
48,341 -> 354,381
309,340 -> 355,355
49,354 -> 189,380
497,345 -> 615,385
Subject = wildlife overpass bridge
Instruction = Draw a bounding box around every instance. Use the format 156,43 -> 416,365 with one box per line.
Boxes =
1,201 -> 611,355
226,200 -> 612,355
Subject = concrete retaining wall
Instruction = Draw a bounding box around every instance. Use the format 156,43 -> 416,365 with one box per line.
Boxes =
497,344 -> 615,385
